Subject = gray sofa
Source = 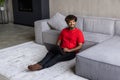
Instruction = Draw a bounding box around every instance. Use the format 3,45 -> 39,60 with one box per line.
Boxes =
35,15 -> 120,80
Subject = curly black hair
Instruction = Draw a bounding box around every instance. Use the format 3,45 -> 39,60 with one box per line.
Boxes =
65,15 -> 77,23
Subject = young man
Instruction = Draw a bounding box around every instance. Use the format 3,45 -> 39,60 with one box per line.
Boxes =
28,15 -> 84,71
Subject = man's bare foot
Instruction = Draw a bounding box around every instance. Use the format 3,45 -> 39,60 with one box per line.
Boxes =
28,64 -> 42,71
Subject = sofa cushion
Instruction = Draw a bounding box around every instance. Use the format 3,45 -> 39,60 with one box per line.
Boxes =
79,41 -> 97,52
76,36 -> 120,80
48,13 -> 67,31
77,36 -> 120,67
43,31 -> 98,51
76,54 -> 120,80
43,30 -> 60,44
34,19 -> 50,44
83,17 -> 115,35
43,31 -> 112,45
83,31 -> 113,43
115,20 -> 120,36
76,17 -> 83,31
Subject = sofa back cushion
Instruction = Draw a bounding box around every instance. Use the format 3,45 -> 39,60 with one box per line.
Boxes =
48,12 -> 67,31
76,17 -> 83,30
115,20 -> 120,36
43,30 -> 60,44
83,17 -> 115,35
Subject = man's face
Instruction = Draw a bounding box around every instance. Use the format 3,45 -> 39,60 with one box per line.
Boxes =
67,20 -> 76,29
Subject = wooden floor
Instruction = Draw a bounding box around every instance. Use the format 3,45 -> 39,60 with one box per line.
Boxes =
0,23 -> 34,49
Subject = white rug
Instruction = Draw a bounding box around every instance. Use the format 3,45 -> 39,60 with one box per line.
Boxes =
0,41 -> 88,80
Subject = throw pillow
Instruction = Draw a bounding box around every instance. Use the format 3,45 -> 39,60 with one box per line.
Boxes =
48,13 -> 67,31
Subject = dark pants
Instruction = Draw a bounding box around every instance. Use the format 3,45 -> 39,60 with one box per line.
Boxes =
37,47 -> 76,69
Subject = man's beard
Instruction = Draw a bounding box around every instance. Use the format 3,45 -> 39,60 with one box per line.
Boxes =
68,26 -> 75,30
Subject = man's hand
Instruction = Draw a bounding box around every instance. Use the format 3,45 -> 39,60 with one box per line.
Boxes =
63,43 -> 83,53
63,48 -> 71,52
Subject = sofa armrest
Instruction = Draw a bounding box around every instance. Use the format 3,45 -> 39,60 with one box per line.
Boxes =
34,19 -> 51,44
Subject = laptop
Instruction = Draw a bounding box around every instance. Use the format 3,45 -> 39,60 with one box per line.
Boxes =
44,43 -> 64,54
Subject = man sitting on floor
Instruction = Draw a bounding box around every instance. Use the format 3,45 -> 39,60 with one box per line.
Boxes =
28,14 -> 84,71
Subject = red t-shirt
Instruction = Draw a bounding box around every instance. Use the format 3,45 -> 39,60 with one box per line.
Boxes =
58,27 -> 84,49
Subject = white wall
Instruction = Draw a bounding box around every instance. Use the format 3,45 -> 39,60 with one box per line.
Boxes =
50,0 -> 120,18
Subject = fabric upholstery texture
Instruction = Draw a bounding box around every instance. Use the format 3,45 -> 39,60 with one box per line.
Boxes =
115,20 -> 120,36
77,36 -> 120,66
43,30 -> 60,44
76,55 -> 120,80
83,31 -> 113,43
79,41 -> 98,52
34,19 -> 50,44
47,13 -> 67,31
76,17 -> 84,30
83,17 -> 114,35
76,36 -> 120,80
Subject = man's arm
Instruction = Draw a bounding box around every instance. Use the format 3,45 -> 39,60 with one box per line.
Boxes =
56,39 -> 61,46
64,43 -> 83,52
